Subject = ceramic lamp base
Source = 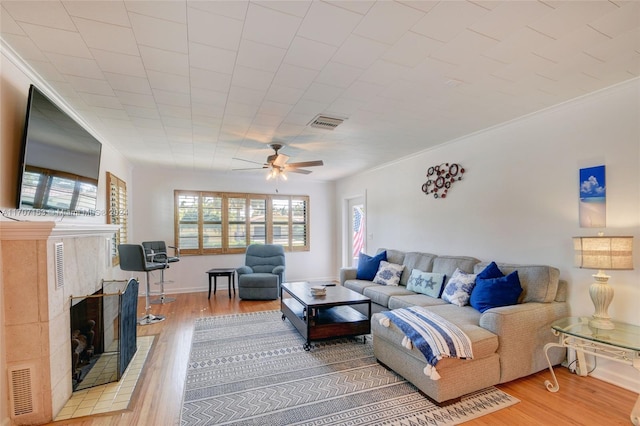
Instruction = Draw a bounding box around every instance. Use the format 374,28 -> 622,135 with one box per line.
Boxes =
589,272 -> 615,330
589,317 -> 615,330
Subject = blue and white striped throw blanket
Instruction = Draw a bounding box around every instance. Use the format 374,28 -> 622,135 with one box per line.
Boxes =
379,306 -> 473,380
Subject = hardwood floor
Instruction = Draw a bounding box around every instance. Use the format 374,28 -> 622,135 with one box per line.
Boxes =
45,291 -> 637,425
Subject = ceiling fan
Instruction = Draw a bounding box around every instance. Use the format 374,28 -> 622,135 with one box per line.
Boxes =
233,143 -> 324,179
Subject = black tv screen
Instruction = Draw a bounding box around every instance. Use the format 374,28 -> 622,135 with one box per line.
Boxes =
16,85 -> 102,215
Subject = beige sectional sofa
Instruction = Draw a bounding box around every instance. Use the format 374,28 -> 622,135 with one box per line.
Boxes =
339,249 -> 570,403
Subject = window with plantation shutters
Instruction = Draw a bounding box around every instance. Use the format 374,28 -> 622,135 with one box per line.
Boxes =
270,197 -> 309,251
249,196 -> 267,246
106,172 -> 128,266
174,190 -> 309,255
228,196 -> 247,250
291,197 -> 308,250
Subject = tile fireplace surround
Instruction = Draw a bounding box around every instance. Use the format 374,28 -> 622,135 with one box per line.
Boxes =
1,221 -> 120,425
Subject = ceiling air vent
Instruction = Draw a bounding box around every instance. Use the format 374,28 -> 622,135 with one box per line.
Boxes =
308,114 -> 345,130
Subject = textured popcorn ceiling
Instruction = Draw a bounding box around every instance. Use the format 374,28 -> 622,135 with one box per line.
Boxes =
1,0 -> 638,180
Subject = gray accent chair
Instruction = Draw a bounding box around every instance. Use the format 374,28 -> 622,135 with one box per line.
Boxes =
237,244 -> 285,300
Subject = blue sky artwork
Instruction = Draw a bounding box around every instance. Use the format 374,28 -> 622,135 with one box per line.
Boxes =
579,165 -> 606,200
579,165 -> 606,228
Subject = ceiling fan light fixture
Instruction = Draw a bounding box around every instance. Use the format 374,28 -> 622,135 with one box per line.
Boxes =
266,168 -> 276,180
237,143 -> 323,179
266,167 -> 287,181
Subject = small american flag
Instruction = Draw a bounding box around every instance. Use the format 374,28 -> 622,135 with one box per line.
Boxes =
352,206 -> 365,260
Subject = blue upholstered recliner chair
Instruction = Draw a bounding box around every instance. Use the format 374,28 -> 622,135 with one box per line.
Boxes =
237,244 -> 285,300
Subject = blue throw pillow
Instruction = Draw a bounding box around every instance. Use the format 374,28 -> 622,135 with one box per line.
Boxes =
470,270 -> 523,313
476,261 -> 504,280
356,251 -> 387,280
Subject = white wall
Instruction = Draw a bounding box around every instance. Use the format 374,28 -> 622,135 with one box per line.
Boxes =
131,166 -> 337,294
335,78 -> 640,393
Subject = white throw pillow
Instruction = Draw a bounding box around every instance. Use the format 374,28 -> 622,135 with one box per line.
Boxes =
441,268 -> 477,306
373,261 -> 404,286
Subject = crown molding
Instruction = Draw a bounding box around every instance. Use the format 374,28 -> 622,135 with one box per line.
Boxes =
0,38 -> 106,146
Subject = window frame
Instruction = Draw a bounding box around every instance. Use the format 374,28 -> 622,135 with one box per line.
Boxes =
174,190 -> 310,255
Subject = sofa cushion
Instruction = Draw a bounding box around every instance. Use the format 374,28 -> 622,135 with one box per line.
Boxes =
373,261 -> 404,286
377,248 -> 405,266
433,255 -> 480,284
343,279 -> 378,295
388,294 -> 448,310
426,304 -> 500,358
470,271 -> 523,313
400,252 -> 437,285
406,269 -> 446,298
363,285 -> 415,307
372,306 -> 498,362
356,251 -> 387,280
442,268 -> 477,307
473,262 -> 560,303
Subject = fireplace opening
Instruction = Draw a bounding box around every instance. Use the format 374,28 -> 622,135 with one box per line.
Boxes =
69,279 -> 138,392
70,290 -> 102,389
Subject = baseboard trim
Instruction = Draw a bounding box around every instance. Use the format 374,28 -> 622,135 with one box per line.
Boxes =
589,359 -> 640,393
142,277 -> 339,297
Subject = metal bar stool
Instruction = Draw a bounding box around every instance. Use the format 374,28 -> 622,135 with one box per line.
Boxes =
118,244 -> 167,325
142,241 -> 180,304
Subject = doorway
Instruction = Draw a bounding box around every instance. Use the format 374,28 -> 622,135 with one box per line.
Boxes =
346,196 -> 366,267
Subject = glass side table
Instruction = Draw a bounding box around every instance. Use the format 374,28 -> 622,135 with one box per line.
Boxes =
543,316 -> 640,425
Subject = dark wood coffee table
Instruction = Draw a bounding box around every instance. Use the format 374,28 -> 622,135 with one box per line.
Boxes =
280,282 -> 371,351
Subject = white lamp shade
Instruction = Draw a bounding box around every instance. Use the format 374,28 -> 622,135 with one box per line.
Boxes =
573,236 -> 634,270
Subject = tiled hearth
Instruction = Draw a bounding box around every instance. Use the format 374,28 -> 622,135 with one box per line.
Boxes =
55,336 -> 154,420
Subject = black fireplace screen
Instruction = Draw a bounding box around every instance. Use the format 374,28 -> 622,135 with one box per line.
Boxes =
70,278 -> 139,391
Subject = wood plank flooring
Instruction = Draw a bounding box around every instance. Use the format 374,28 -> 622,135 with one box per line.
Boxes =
45,291 -> 637,425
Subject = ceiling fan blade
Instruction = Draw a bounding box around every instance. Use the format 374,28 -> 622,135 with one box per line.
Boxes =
272,153 -> 289,167
232,157 -> 267,166
286,160 -> 324,168
288,168 -> 313,174
232,166 -> 268,171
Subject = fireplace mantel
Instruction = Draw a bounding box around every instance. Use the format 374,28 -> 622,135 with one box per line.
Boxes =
1,220 -> 120,425
0,221 -> 120,240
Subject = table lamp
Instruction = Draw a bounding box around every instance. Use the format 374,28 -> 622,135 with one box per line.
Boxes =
573,235 -> 634,330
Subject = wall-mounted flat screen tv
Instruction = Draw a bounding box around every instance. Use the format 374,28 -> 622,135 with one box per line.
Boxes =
16,85 -> 102,215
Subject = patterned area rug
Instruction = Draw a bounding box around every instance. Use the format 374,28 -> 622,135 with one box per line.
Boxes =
181,310 -> 518,425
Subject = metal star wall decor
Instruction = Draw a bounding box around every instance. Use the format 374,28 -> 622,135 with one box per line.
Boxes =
422,163 -> 465,199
